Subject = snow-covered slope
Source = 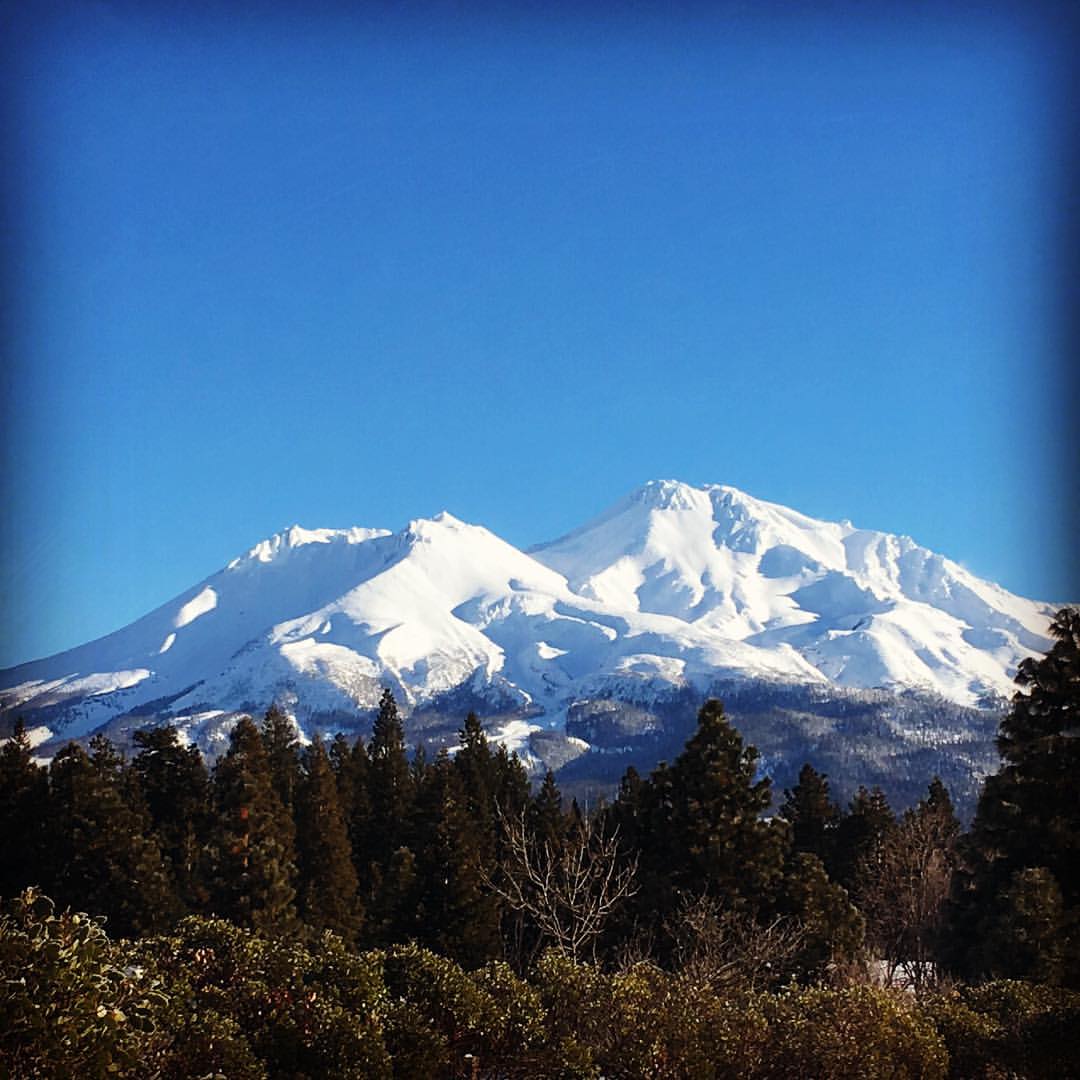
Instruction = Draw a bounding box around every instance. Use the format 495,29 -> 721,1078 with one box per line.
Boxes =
0,481 -> 1060,753
532,480 -> 1054,706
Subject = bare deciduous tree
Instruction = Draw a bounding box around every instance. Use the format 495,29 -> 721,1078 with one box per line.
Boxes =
666,894 -> 808,992
483,806 -> 637,962
856,809 -> 956,994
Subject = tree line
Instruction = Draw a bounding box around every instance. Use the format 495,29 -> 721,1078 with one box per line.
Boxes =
2,606 -> 1078,1077
0,691 -> 925,976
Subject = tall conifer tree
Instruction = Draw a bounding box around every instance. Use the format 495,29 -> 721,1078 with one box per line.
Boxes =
295,736 -> 362,944
832,785 -> 896,892
452,713 -> 501,908
363,689 -> 416,941
130,725 -> 211,911
46,736 -> 176,935
412,750 -> 502,967
455,713 -> 497,824
780,763 -> 841,873
0,719 -> 48,899
491,743 -> 531,820
952,607 -> 1080,984
368,847 -> 420,946
260,704 -> 302,813
530,771 -> 567,850
367,688 -> 413,866
650,699 -> 788,911
606,764 -> 645,856
210,716 -> 299,936
328,732 -> 354,791
338,736 -> 374,888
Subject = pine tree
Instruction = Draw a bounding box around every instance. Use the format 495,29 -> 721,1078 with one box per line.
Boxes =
0,719 -> 48,899
986,606 -> 1080,907
951,606 -> 1080,984
917,777 -> 960,856
451,714 -> 503,945
328,731 -> 354,792
210,716 -> 299,936
777,851 -> 865,977
780,763 -> 841,873
410,740 -> 429,788
649,699 -> 788,912
626,759 -> 678,929
832,785 -> 896,892
46,736 -> 177,936
486,739 -> 533,965
295,736 -> 363,944
367,847 -> 419,945
981,867 -> 1068,985
336,736 -> 374,889
130,725 -> 211,911
522,766 -> 578,956
608,764 -> 646,850
454,713 -> 497,828
491,743 -> 531,819
412,750 -> 502,967
363,689 -> 417,941
599,765 -> 648,948
367,688 -> 413,867
260,704 -> 302,813
530,771 -> 567,850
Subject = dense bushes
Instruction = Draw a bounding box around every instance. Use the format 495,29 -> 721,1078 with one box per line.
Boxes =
6,889 -> 1076,1079
925,980 -> 1080,1080
133,915 -> 391,1079
760,985 -> 948,1080
0,889 -> 168,1079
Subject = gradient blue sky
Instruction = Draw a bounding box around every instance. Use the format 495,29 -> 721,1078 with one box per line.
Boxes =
1,2 -> 1077,668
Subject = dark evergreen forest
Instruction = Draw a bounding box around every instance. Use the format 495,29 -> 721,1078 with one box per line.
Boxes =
2,609 -> 1078,1078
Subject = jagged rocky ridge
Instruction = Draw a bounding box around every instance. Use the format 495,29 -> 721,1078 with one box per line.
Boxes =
0,481 -> 1059,813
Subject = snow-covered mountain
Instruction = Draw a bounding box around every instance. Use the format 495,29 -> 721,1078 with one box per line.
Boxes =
531,480 -> 1053,707
0,480 -> 1059,800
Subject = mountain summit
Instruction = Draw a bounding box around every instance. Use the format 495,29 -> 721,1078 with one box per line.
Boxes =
0,481 -> 1058,798
531,480 -> 1052,704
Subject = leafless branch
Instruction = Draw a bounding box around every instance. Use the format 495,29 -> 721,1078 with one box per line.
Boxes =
483,805 -> 638,962
667,894 -> 808,993
856,811 -> 956,995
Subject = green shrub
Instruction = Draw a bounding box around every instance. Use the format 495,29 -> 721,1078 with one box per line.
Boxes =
380,942 -> 503,1078
0,888 -> 170,1079
528,956 -> 771,1079
956,980 -> 1080,1079
761,984 -> 948,1080
679,982 -> 769,1080
605,962 -> 680,1077
920,993 -> 1004,1080
11,882 -> 1074,1080
146,1004 -> 267,1080
527,952 -> 776,1079
135,915 -> 390,1079
307,932 -> 392,1077
470,960 -> 548,1075
603,964 -> 769,1079
533,949 -> 614,1077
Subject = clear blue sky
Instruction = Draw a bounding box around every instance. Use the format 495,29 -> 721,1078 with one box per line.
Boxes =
1,2 -> 1077,668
